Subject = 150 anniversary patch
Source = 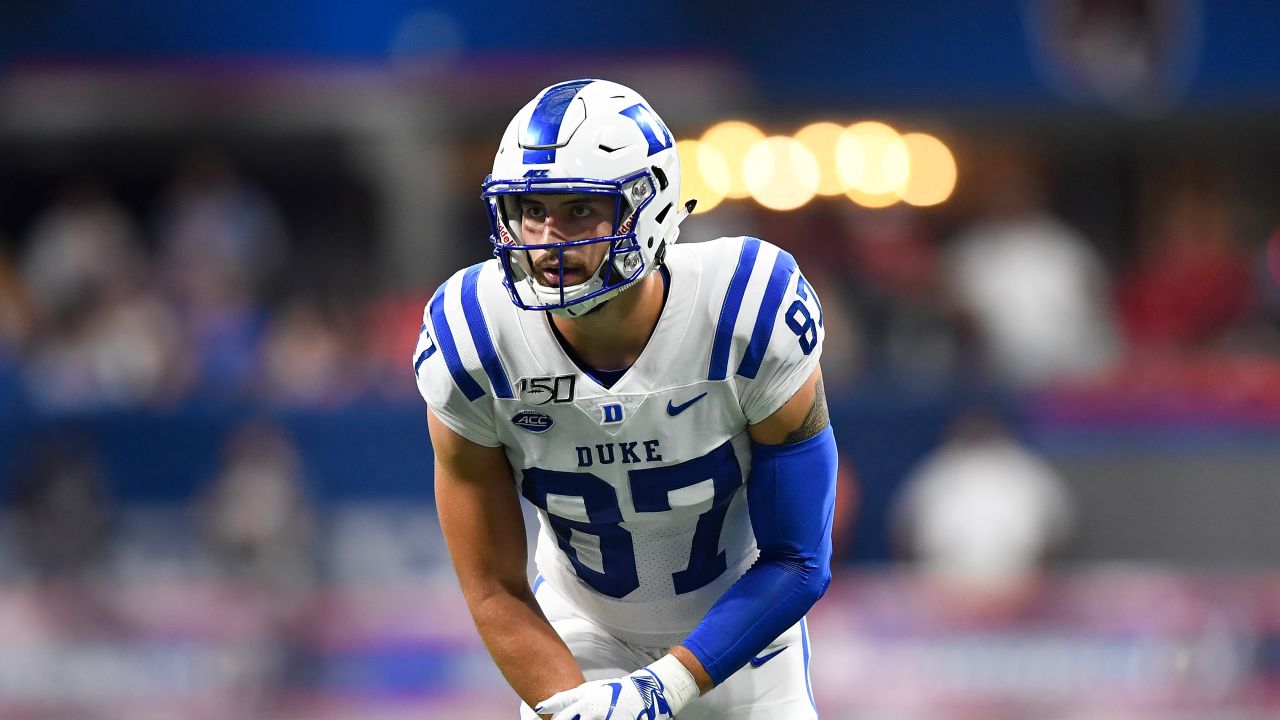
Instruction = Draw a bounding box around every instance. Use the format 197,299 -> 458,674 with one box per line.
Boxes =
516,374 -> 576,405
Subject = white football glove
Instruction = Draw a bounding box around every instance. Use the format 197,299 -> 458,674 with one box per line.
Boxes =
535,654 -> 700,720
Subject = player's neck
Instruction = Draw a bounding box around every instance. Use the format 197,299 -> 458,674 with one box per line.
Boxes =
550,269 -> 665,371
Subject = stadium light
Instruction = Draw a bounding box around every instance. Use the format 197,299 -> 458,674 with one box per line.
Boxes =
839,121 -> 909,208
898,132 -> 957,207
699,120 -> 766,199
793,122 -> 847,196
692,117 -> 959,212
676,139 -> 730,214
744,136 -> 820,211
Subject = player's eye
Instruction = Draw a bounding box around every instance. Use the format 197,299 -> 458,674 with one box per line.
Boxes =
523,204 -> 546,220
570,204 -> 594,219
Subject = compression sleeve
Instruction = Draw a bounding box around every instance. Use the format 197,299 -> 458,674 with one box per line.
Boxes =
681,425 -> 837,685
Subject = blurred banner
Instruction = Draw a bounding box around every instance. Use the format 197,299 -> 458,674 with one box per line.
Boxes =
3,1 -> 1279,111
0,570 -> 1276,719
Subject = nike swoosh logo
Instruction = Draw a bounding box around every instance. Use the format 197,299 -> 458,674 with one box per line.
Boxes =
666,392 -> 707,416
603,681 -> 621,720
749,646 -> 788,668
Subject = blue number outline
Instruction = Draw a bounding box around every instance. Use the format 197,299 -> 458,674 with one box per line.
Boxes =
628,440 -> 742,594
784,273 -> 822,355
794,274 -> 823,327
785,301 -> 817,355
521,440 -> 742,597
413,323 -> 437,376
520,467 -> 640,599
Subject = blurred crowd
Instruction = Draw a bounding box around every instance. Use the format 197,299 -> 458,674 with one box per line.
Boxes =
0,419 -> 468,718
0,154 -> 415,413
1,145 -> 1278,416
771,147 -> 1280,401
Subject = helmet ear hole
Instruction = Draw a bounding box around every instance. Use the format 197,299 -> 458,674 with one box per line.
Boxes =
651,166 -> 669,191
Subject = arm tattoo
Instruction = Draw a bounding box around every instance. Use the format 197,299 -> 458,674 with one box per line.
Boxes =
782,376 -> 829,444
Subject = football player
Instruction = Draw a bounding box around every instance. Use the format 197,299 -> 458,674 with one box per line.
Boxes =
414,79 -> 837,719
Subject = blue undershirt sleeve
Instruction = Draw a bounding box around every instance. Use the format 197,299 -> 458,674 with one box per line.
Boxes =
681,425 -> 837,685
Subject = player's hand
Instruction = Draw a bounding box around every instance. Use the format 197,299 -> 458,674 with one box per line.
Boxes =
536,676 -> 668,720
535,655 -> 699,720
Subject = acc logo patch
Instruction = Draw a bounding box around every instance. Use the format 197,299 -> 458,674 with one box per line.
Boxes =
511,410 -> 554,433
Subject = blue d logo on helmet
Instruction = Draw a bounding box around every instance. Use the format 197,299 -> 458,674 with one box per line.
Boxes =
483,79 -> 690,318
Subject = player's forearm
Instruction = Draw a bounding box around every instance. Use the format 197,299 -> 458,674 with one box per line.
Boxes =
466,585 -> 585,708
682,425 -> 838,685
682,548 -> 830,683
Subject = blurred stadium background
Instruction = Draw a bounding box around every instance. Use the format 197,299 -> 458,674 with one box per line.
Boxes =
0,1 -> 1278,718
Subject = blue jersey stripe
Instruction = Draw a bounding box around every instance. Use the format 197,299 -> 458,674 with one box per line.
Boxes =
801,618 -> 817,713
522,79 -> 593,164
708,238 -> 761,381
461,263 -> 513,399
429,280 -> 486,402
737,249 -> 797,379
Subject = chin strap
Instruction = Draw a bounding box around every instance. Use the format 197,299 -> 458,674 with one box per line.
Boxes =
551,299 -> 600,319
659,199 -> 697,262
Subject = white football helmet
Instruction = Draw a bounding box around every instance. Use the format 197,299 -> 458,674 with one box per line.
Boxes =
484,79 -> 691,317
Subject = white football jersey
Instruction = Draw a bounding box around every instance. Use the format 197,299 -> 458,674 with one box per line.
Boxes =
414,236 -> 824,647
